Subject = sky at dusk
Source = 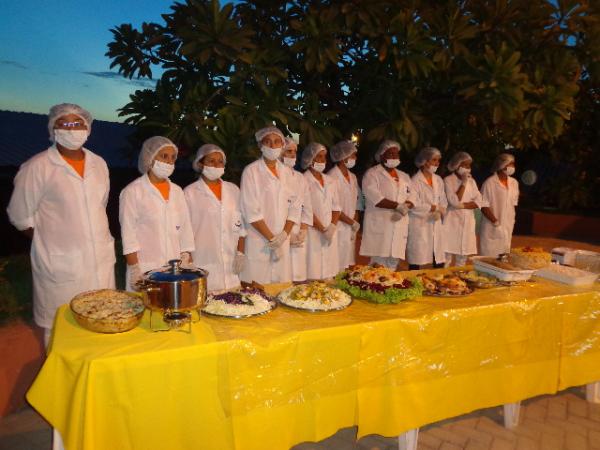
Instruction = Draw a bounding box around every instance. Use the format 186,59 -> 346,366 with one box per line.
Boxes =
0,1 -> 173,122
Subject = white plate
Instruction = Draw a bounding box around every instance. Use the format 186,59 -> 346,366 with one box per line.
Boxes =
472,258 -> 535,282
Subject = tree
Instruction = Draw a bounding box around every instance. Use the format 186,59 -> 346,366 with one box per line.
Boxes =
107,0 -> 599,209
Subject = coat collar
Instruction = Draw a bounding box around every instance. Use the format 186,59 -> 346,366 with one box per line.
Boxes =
47,145 -> 95,178
197,177 -> 223,204
415,169 -> 437,189
259,157 -> 283,180
142,173 -> 171,202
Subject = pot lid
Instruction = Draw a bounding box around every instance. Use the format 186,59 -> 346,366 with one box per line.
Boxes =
145,259 -> 208,283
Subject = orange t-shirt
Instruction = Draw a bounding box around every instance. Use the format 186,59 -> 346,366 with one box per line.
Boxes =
500,177 -> 509,188
342,169 -> 350,183
267,164 -> 278,178
426,176 -> 433,187
153,180 -> 170,200
387,168 -> 399,182
207,180 -> 222,201
61,154 -> 85,178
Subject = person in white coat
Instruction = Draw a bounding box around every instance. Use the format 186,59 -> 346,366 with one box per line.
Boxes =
407,147 -> 448,269
443,152 -> 487,266
301,142 -> 341,279
239,127 -> 301,284
7,103 -> 116,345
184,144 -> 246,292
479,153 -> 520,257
359,140 -> 415,269
328,140 -> 363,272
119,136 -> 195,290
281,138 -> 313,282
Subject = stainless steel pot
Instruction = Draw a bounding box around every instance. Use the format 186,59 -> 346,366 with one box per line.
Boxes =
136,259 -> 208,312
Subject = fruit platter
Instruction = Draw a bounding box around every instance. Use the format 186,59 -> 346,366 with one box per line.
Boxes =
277,282 -> 352,311
203,287 -> 277,318
335,264 -> 423,304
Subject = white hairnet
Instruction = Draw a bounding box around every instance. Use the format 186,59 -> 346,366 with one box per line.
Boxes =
330,140 -> 357,162
374,140 -> 401,163
193,144 -> 227,172
414,147 -> 441,168
137,136 -> 178,174
254,126 -> 285,144
48,103 -> 93,140
284,137 -> 297,150
300,142 -> 327,170
447,152 -> 473,172
491,153 -> 515,172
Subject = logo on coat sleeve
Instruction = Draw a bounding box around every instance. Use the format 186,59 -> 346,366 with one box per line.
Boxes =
176,225 -> 181,230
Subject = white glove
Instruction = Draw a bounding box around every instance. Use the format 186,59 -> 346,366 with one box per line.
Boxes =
127,264 -> 142,289
493,220 -> 501,227
460,173 -> 472,185
391,211 -> 403,222
429,210 -> 442,221
271,245 -> 284,262
266,231 -> 288,250
351,221 -> 361,233
395,203 -> 409,216
323,224 -> 337,243
232,251 -> 245,275
180,252 -> 194,268
290,229 -> 307,248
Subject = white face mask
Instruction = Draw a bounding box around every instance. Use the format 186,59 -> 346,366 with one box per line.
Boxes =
282,157 -> 296,168
54,129 -> 88,150
312,162 -> 326,173
345,159 -> 356,169
504,166 -> 515,176
203,166 -> 224,181
151,160 -> 174,179
261,146 -> 282,161
384,159 -> 400,169
457,167 -> 471,176
426,164 -> 439,174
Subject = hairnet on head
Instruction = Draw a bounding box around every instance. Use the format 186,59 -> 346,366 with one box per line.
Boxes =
193,144 -> 227,172
137,136 -> 178,174
284,137 -> 297,151
414,147 -> 441,168
300,142 -> 327,170
447,152 -> 473,172
330,140 -> 357,162
48,103 -> 93,140
374,140 -> 401,163
254,126 -> 285,144
491,153 -> 515,172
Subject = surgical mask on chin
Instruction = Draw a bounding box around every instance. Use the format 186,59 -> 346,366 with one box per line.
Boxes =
54,129 -> 88,150
384,159 -> 400,169
504,166 -> 515,176
312,162 -> 326,173
203,166 -> 225,181
345,159 -> 356,169
261,146 -> 282,161
151,160 -> 174,179
426,164 -> 439,174
282,157 -> 296,168
457,167 -> 471,176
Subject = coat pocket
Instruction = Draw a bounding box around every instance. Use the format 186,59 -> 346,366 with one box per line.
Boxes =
48,251 -> 83,283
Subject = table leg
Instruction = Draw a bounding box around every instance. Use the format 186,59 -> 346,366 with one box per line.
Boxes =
503,401 -> 521,429
586,381 -> 600,403
398,428 -> 419,450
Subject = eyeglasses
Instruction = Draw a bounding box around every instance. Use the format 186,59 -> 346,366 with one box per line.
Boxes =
55,121 -> 86,128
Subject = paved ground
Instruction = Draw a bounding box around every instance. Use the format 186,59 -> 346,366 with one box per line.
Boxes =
1,235 -> 598,450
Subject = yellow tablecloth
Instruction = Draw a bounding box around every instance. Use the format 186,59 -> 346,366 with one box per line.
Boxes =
27,274 -> 600,450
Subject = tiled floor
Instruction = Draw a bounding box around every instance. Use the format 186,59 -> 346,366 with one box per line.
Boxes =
1,387 -> 598,449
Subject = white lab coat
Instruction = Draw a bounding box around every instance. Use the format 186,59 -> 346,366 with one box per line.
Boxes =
6,146 -> 116,329
304,170 -> 340,280
328,165 -> 362,271
289,169 -> 313,282
406,170 -> 448,265
119,174 -> 195,288
443,173 -> 487,256
359,165 -> 415,260
239,159 -> 301,284
479,174 -> 519,257
184,179 -> 246,292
